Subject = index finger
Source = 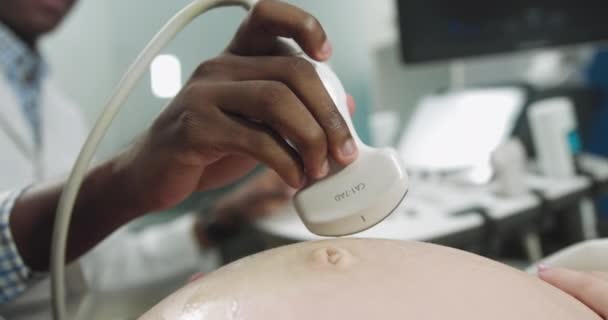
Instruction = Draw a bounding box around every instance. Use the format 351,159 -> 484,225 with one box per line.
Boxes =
539,266 -> 608,317
228,0 -> 332,61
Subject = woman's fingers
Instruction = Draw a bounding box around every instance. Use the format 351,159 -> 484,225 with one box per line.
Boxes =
539,265 -> 608,318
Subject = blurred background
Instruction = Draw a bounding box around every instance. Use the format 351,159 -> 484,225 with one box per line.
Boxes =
5,0 -> 608,318
42,0 -> 396,156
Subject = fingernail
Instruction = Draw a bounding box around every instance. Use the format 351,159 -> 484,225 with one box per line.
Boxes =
340,139 -> 356,158
537,263 -> 551,274
320,40 -> 332,59
317,160 -> 330,178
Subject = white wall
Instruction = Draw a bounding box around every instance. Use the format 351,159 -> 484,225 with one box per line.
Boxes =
42,0 -> 398,157
41,0 -> 591,158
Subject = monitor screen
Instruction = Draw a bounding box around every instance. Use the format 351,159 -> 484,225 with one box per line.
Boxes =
397,0 -> 608,63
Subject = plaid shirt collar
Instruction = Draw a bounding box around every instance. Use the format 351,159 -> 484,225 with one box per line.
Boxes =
0,22 -> 47,85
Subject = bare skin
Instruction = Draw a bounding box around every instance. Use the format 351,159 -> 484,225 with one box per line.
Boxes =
0,0 -> 76,47
140,239 -> 601,320
539,266 -> 608,319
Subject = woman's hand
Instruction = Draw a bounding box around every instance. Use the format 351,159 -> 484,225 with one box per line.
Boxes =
114,0 -> 358,215
538,265 -> 608,318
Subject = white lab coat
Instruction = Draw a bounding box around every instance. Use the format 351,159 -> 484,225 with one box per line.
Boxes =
0,72 -> 219,317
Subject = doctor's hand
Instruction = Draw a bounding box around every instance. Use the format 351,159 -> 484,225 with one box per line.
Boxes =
210,170 -> 294,225
206,96 -> 356,225
538,265 -> 608,318
10,0 -> 359,272
191,169 -> 293,249
192,96 -> 356,248
114,0 -> 358,214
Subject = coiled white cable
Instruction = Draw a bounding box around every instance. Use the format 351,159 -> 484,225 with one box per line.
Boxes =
50,0 -> 256,318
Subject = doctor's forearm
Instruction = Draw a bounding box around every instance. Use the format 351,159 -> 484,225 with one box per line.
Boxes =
9,159 -> 144,271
